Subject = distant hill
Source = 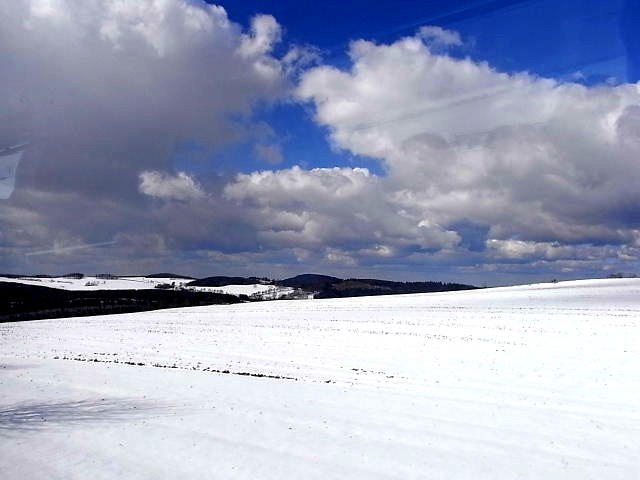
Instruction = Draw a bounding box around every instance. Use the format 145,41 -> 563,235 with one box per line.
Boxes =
277,274 -> 341,291
1,272 -> 477,322
323,278 -> 475,298
0,282 -> 241,323
187,273 -> 475,297
187,276 -> 271,287
277,274 -> 475,298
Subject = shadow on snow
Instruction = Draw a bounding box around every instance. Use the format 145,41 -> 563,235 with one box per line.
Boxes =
0,398 -> 169,433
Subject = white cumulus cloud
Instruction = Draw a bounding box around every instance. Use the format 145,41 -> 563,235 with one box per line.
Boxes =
0,0 -> 292,272
139,170 -> 205,200
224,166 -> 460,253
289,27 -> 640,272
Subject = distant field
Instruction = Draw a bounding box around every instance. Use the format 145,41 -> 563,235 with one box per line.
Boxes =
0,275 -> 285,296
1,279 -> 639,479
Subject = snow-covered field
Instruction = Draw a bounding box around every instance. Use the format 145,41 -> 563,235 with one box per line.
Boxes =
0,275 -> 192,290
189,283 -> 295,298
1,279 -> 639,479
0,275 -> 294,298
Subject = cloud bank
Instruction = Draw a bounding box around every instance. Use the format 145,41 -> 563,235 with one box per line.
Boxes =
226,28 -> 640,279
0,0 -> 288,273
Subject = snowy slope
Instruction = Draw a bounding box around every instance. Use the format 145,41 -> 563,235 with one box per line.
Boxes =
1,279 -> 639,479
188,283 -> 295,298
0,275 -> 293,298
0,275 -> 190,290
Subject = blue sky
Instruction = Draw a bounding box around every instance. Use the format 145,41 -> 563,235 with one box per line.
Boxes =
220,0 -> 637,81
1,0 -> 639,284
197,0 -> 638,176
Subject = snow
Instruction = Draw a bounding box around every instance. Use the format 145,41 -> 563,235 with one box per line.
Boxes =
188,283 -> 295,298
0,275 -> 293,298
1,279 -> 639,479
0,275 -> 190,291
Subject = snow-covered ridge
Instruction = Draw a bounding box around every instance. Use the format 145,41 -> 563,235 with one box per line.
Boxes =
0,275 -> 296,299
0,275 -> 185,291
1,278 -> 639,479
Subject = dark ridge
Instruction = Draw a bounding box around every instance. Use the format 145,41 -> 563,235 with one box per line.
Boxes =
145,273 -> 195,279
276,274 -> 476,298
187,276 -> 271,287
0,282 -> 241,323
315,278 -> 476,299
62,273 -> 84,279
277,274 -> 341,291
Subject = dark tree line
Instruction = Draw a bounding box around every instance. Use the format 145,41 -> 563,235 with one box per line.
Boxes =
0,283 -> 241,323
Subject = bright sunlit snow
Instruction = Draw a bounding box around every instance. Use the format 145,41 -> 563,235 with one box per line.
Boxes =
1,279 -> 639,479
